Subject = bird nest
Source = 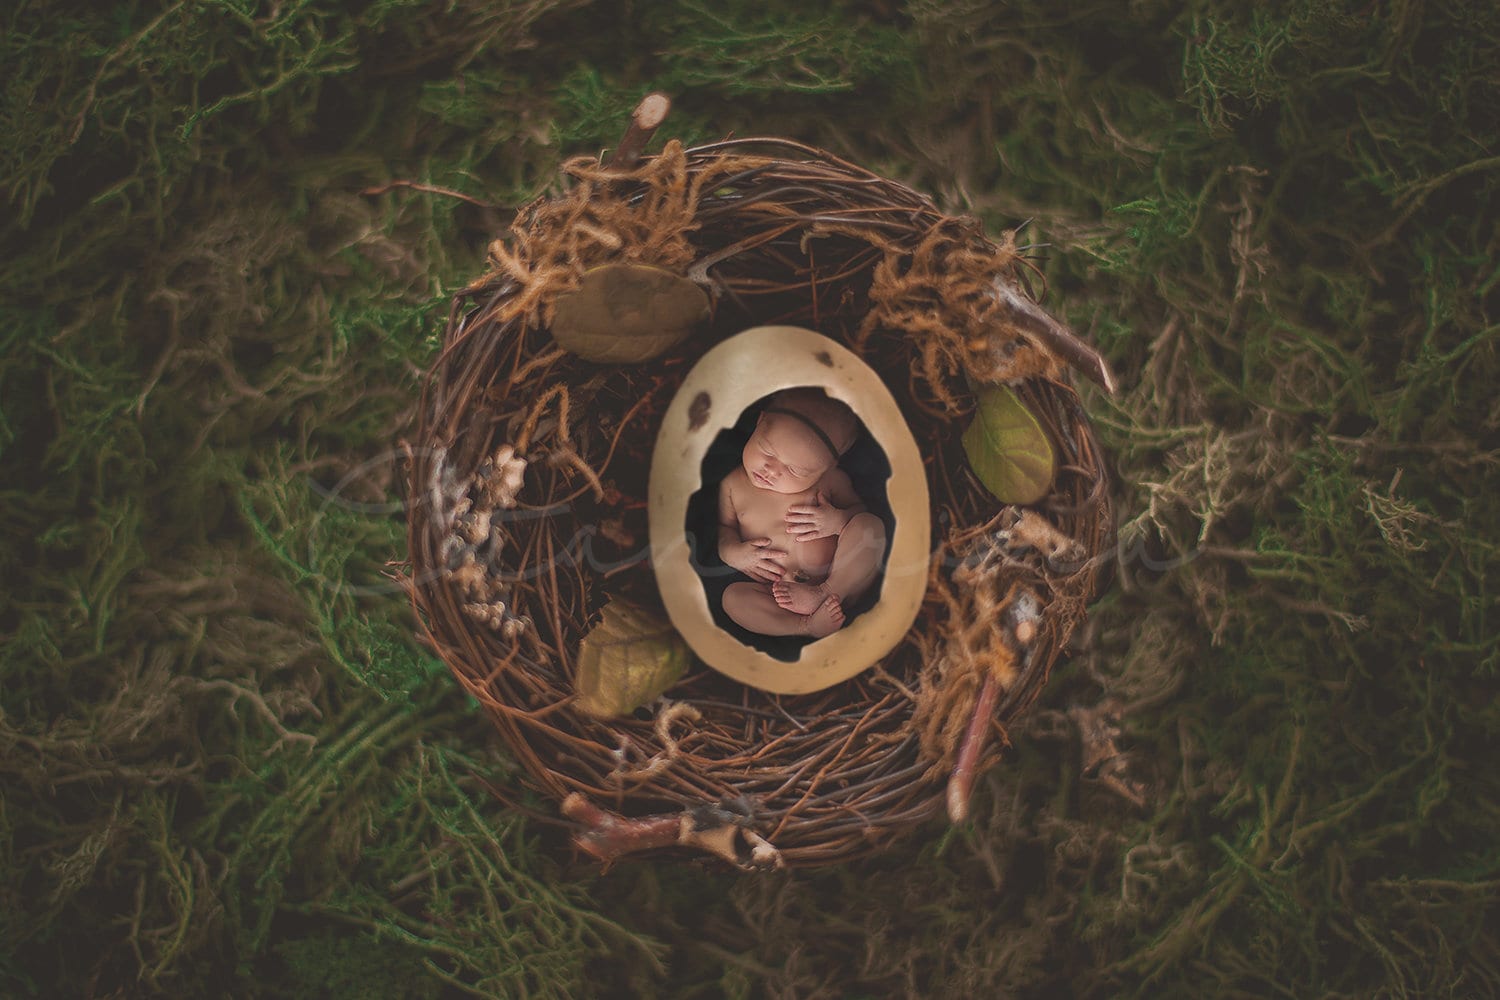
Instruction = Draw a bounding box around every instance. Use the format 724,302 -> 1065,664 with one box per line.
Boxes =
405,100 -> 1114,869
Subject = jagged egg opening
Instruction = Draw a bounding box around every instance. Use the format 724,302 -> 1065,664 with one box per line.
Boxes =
648,326 -> 930,695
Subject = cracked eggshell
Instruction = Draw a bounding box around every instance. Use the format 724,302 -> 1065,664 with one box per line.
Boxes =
648,326 -> 930,695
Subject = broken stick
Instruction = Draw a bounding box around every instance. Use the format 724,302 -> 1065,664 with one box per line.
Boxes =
608,92 -> 671,170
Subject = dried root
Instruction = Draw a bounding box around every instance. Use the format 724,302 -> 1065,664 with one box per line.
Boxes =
437,444 -> 530,635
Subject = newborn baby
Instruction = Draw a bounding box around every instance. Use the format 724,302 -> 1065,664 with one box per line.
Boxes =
717,388 -> 887,638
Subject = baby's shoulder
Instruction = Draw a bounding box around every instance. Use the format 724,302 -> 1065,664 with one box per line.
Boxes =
816,466 -> 853,491
720,466 -> 750,501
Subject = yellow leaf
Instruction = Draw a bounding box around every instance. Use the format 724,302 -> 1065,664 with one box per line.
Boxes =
574,600 -> 690,718
551,264 -> 709,364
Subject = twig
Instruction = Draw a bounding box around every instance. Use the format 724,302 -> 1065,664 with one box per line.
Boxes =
359,180 -> 503,210
991,280 -> 1118,395
947,676 -> 1001,822
563,793 -> 681,861
608,93 -> 671,169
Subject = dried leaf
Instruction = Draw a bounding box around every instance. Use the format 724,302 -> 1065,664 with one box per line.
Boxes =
551,263 -> 709,363
962,384 -> 1056,505
574,600 -> 690,718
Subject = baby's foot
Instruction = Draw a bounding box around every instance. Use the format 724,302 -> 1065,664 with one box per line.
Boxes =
772,578 -> 830,615
802,595 -> 845,638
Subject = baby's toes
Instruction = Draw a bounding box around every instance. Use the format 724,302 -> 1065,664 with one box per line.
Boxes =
803,595 -> 845,638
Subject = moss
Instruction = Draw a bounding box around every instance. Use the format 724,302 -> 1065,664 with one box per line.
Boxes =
2,0 -> 1497,995
269,929 -> 444,1000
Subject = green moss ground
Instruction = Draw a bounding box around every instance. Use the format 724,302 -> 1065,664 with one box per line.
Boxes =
3,1 -> 1496,995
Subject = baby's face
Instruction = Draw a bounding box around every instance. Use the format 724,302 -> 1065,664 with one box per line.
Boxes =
741,413 -> 834,494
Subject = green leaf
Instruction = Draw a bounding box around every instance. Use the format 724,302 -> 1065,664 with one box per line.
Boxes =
961,384 -> 1056,505
574,600 -> 689,718
550,264 -> 710,364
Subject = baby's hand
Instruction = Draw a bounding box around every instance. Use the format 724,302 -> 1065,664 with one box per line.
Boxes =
723,537 -> 788,583
785,491 -> 850,541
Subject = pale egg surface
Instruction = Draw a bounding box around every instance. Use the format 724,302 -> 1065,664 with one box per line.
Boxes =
648,326 -> 930,695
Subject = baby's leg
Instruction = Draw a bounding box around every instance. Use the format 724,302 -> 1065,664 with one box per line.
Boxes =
723,581 -> 843,637
773,513 -> 887,613
825,512 -> 886,604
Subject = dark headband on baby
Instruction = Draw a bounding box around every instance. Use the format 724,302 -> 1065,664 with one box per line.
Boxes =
761,406 -> 842,460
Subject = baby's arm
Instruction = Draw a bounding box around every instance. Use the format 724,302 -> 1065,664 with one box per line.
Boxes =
785,469 -> 865,540
718,475 -> 787,582
822,468 -> 865,520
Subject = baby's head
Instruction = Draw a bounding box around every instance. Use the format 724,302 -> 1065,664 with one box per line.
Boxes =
741,388 -> 860,494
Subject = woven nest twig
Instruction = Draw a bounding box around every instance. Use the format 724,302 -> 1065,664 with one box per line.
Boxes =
406,105 -> 1113,869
